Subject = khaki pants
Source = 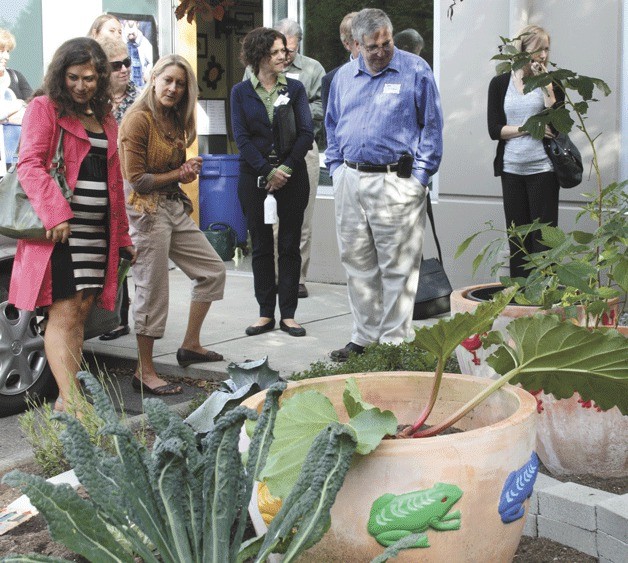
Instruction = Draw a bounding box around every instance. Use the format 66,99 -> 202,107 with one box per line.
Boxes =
128,198 -> 226,338
332,164 -> 427,345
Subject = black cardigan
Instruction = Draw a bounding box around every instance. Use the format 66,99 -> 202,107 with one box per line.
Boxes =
487,72 -> 564,176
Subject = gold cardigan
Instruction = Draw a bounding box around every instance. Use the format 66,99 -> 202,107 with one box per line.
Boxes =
119,109 -> 186,214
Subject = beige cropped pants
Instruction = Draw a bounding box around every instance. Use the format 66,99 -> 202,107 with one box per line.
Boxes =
128,197 -> 226,339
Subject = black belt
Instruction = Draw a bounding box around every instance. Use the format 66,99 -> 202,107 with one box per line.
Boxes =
345,160 -> 399,173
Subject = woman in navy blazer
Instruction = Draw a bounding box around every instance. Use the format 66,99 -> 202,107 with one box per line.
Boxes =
231,27 -> 313,337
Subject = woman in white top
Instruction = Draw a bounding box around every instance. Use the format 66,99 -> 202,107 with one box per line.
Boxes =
487,25 -> 563,279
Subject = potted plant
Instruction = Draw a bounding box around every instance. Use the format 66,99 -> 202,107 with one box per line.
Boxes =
240,289 -> 627,561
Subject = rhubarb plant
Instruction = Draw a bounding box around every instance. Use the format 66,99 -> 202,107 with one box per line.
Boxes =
260,287 -> 627,497
2,372 -> 357,563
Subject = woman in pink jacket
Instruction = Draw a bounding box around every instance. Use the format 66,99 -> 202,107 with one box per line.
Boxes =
9,37 -> 135,412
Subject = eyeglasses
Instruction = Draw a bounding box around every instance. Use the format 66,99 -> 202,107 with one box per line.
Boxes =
110,57 -> 131,71
362,40 -> 393,54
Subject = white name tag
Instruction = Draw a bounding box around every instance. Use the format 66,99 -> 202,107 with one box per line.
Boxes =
286,72 -> 300,80
274,94 -> 290,107
383,83 -> 401,94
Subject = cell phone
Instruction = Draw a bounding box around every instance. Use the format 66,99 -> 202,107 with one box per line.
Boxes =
257,176 -> 268,189
397,152 -> 414,179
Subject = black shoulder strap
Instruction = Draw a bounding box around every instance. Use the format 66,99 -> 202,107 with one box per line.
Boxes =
425,190 -> 444,264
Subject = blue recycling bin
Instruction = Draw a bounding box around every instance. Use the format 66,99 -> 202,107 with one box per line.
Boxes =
3,123 -> 21,166
199,154 -> 247,245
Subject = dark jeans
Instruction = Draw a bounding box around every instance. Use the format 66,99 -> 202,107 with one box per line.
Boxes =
238,163 -> 309,319
501,171 -> 559,278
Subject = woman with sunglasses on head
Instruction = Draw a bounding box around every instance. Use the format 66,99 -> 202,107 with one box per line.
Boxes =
8,37 -> 135,412
94,37 -> 139,341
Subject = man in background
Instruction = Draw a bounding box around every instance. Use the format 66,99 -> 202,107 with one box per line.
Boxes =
321,12 -> 359,114
393,28 -> 424,56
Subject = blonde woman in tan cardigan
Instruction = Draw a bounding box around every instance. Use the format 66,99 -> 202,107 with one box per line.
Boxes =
119,55 -> 226,395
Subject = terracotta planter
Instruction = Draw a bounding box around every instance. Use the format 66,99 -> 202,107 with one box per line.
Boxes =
242,371 -> 538,562
450,284 -> 627,478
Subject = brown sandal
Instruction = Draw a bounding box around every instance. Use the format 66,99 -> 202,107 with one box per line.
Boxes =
132,376 -> 183,395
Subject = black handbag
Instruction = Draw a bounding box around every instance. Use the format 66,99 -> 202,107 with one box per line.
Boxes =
413,192 -> 453,320
543,132 -> 583,189
273,103 -> 297,157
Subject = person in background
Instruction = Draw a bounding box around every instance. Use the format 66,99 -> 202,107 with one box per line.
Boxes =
9,37 -> 135,412
0,28 -> 32,125
124,20 -> 153,89
487,24 -> 562,279
96,37 -> 140,341
325,8 -> 443,362
231,27 -> 313,337
393,28 -> 424,56
87,14 -> 122,42
321,12 -> 358,114
119,55 -> 226,395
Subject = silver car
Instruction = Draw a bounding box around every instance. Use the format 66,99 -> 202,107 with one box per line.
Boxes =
0,234 -> 122,416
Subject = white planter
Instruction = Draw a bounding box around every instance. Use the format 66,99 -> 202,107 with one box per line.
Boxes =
450,284 -> 628,478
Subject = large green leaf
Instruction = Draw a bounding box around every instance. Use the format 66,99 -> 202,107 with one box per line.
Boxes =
1,471 -> 133,562
487,315 -> 628,413
413,287 -> 516,360
347,408 -> 398,455
343,376 -> 378,417
260,391 -> 339,499
185,357 -> 283,435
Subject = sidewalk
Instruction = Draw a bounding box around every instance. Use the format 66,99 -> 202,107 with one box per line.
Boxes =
85,266 -> 356,380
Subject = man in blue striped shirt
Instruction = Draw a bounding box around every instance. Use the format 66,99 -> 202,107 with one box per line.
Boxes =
325,8 -> 443,362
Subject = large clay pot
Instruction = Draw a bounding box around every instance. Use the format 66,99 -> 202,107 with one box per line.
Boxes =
450,284 -> 627,478
242,371 -> 538,562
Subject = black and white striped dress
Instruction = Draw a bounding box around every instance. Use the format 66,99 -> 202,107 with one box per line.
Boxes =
51,131 -> 109,300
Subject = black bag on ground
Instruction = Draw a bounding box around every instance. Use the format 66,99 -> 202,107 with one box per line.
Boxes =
413,192 -> 452,320
543,132 -> 583,189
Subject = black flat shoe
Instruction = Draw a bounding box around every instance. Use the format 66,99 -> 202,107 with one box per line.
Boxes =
245,319 -> 275,336
99,325 -> 130,341
280,320 -> 306,337
176,348 -> 224,366
330,342 -> 365,362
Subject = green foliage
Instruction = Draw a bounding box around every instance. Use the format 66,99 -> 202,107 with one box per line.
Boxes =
290,339 -> 458,381
18,379 -> 122,478
260,377 -> 397,499
2,372 -> 356,563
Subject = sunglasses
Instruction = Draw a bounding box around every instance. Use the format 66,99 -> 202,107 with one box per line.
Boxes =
110,57 -> 131,71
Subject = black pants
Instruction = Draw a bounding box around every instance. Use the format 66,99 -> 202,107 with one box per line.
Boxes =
238,163 -> 309,319
501,171 -> 559,279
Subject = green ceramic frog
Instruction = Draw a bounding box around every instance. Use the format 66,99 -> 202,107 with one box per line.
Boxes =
367,482 -> 463,547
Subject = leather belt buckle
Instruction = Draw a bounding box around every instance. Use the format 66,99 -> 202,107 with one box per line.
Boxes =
344,160 -> 399,173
